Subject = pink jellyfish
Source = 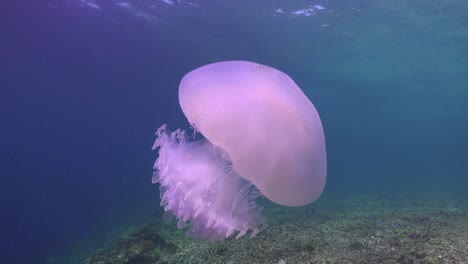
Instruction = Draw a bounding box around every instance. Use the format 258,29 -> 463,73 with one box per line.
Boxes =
152,61 -> 326,241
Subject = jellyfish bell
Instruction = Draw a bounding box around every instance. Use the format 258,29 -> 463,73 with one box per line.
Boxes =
179,61 -> 327,206
152,61 -> 326,241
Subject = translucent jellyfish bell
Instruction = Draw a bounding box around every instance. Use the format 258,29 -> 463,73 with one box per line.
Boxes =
152,61 -> 326,241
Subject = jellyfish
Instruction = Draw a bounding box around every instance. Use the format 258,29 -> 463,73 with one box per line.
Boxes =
152,61 -> 326,241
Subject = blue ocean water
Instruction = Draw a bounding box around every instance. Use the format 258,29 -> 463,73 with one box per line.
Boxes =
1,1 -> 467,263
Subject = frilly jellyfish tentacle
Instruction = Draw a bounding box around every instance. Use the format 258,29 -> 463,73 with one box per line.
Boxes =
152,124 -> 266,241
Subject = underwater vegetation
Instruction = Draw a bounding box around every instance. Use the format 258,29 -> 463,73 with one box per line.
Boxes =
151,61 -> 327,241
85,195 -> 468,264
87,224 -> 177,264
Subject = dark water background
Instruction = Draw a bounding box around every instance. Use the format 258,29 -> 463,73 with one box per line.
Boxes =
1,0 -> 467,263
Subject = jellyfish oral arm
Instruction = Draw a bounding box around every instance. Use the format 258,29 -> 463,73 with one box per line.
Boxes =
152,125 -> 266,241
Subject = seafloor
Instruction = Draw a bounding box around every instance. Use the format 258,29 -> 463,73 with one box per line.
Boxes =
57,194 -> 467,264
